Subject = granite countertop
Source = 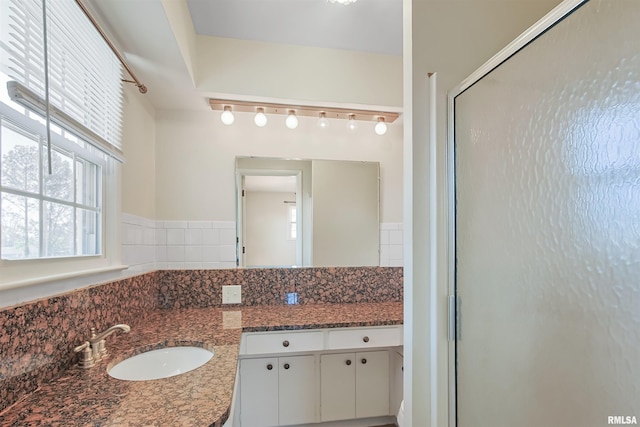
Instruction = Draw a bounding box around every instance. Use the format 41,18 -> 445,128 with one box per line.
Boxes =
0,302 -> 403,427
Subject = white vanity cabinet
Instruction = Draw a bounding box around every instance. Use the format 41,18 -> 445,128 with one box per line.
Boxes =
278,355 -> 316,426
239,355 -> 316,427
391,349 -> 404,417
245,331 -> 324,355
237,326 -> 402,427
320,350 -> 390,421
240,357 -> 278,427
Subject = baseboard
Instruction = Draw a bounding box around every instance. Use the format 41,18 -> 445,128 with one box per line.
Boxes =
225,415 -> 396,427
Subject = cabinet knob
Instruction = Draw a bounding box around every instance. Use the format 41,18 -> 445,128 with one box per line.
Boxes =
346,360 -> 352,366
283,363 -> 290,370
363,336 -> 370,343
267,363 -> 273,370
282,340 -> 290,347
361,358 -> 367,364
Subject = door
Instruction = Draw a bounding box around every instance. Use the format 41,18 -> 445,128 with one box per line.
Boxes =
278,355 -> 316,426
452,1 -> 640,426
237,170 -> 302,268
355,350 -> 389,418
320,352 -> 356,421
240,358 -> 278,427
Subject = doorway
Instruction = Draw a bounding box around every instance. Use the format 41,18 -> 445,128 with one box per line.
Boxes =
237,171 -> 302,268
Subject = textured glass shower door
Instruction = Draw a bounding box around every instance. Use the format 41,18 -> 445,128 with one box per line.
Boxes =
453,1 -> 640,426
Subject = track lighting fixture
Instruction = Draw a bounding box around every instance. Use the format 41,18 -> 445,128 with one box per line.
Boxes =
220,106 -> 234,125
317,112 -> 329,129
347,114 -> 358,131
285,110 -> 299,129
254,108 -> 267,127
209,99 -> 398,135
374,117 -> 388,135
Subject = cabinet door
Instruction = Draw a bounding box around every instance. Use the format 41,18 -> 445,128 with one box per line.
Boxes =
391,350 -> 404,416
240,358 -> 279,427
320,352 -> 356,422
355,350 -> 390,418
278,355 -> 316,426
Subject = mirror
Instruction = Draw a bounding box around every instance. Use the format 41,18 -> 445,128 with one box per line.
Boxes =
236,157 -> 380,268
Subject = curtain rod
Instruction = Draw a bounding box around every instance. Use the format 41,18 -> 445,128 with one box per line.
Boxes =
74,0 -> 148,94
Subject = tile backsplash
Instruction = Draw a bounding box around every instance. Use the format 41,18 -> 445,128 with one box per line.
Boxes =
121,214 -> 404,272
157,220 -> 237,269
121,215 -> 237,272
158,266 -> 403,309
380,222 -> 404,267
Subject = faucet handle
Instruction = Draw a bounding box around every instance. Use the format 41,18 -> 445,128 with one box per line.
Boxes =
74,341 -> 95,369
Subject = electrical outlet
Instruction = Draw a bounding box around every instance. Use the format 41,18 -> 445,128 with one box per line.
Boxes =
222,285 -> 241,304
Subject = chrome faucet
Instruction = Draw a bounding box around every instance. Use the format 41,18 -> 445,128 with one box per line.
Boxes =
74,324 -> 130,368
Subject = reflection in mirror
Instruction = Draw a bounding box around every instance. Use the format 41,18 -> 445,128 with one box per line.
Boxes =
242,174 -> 301,267
236,157 -> 380,268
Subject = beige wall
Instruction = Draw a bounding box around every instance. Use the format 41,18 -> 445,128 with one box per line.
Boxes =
155,108 -> 403,223
403,1 -> 563,426
121,84 -> 157,219
312,160 -> 379,267
196,35 -> 403,108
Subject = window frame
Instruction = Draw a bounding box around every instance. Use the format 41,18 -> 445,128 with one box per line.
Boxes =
0,0 -> 126,290
0,99 -> 122,289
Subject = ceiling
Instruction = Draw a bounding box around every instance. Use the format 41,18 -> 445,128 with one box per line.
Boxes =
87,0 -> 402,111
186,0 -> 403,56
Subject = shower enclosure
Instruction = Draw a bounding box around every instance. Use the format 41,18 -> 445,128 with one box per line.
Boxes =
450,0 -> 640,425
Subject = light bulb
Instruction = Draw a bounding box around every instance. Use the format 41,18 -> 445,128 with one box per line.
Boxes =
374,117 -> 387,135
285,111 -> 299,129
317,112 -> 329,129
347,114 -> 358,131
254,108 -> 267,127
220,106 -> 234,125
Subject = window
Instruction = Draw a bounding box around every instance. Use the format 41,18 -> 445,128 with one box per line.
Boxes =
0,106 -> 104,260
0,0 -> 123,284
288,204 -> 297,240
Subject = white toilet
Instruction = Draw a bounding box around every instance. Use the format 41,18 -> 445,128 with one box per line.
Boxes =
396,399 -> 405,427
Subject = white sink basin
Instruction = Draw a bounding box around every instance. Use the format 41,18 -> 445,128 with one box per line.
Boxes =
108,346 -> 214,381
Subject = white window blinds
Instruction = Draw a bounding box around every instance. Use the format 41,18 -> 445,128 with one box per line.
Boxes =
0,0 -> 124,159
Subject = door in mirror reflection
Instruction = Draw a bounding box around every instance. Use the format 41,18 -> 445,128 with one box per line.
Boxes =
242,174 -> 302,267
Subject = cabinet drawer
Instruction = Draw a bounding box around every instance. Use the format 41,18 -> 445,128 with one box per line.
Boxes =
245,330 -> 324,355
327,326 -> 401,350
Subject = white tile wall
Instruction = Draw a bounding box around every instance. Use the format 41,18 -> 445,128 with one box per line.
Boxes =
380,223 -> 404,267
121,213 -> 157,273
156,220 -> 237,269
122,215 -> 404,270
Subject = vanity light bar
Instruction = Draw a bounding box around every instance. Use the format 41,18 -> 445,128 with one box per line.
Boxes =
208,99 -> 399,123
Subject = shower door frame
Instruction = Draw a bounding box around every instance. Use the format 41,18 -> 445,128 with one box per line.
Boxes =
445,1 -> 589,425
